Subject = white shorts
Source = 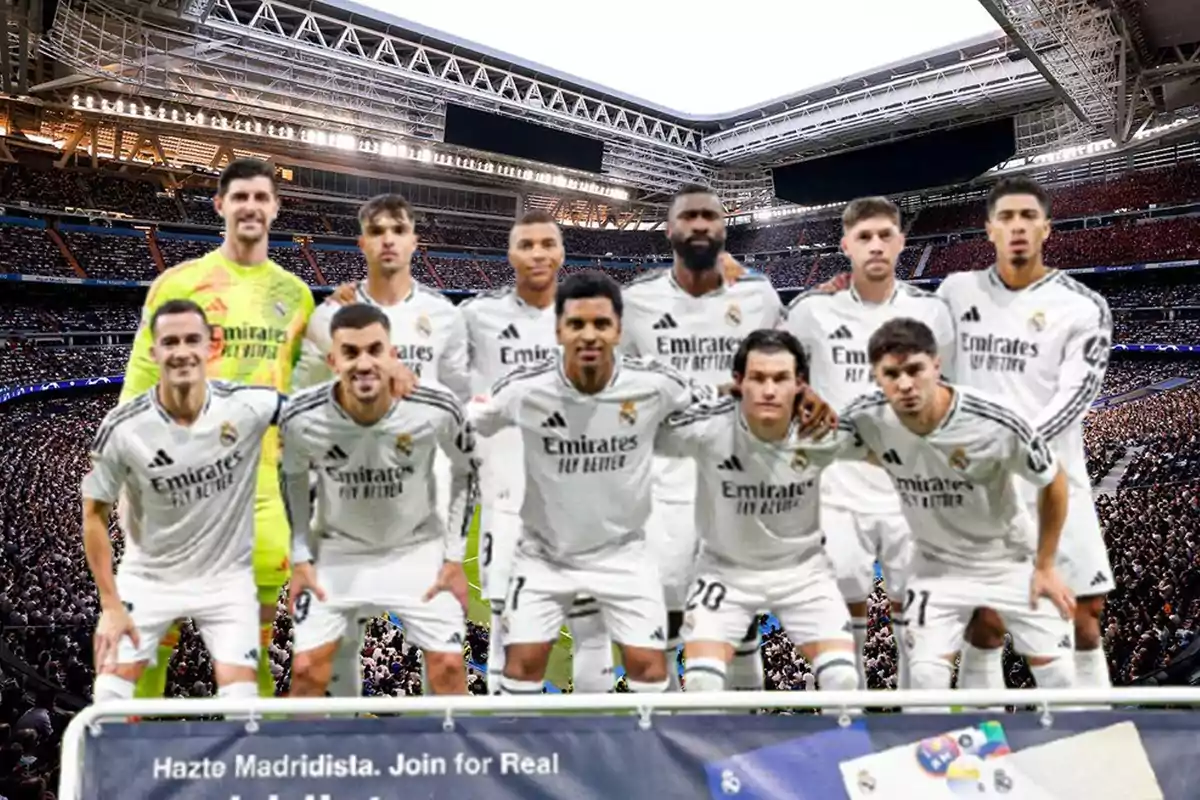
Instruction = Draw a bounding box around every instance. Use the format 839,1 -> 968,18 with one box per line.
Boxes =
1034,489 -> 1114,597
115,569 -> 259,668
480,506 -> 521,603
682,555 -> 853,649
502,540 -> 667,650
645,499 -> 699,610
901,560 -> 1073,662
293,538 -> 465,655
822,506 -> 912,603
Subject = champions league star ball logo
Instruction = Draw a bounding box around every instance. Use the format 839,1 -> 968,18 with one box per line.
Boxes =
395,433 -> 414,456
1029,311 -> 1047,332
949,447 -> 970,471
415,314 -> 433,338
725,303 -> 742,327
791,449 -> 809,470
219,422 -> 238,447
619,400 -> 638,426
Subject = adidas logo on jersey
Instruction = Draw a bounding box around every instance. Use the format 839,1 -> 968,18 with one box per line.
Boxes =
828,325 -> 853,340
541,412 -> 567,429
960,306 -> 981,323
881,449 -> 903,465
650,627 -> 666,642
446,632 -> 464,645
498,323 -> 520,340
1090,571 -> 1107,587
147,449 -> 174,469
1057,635 -> 1071,650
652,314 -> 679,330
717,455 -> 744,471
325,444 -> 349,461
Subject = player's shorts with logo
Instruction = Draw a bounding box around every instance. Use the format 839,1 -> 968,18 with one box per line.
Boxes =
682,552 -> 853,648
821,504 -> 913,603
252,462 -> 291,605
1031,487 -> 1113,597
645,499 -> 700,610
901,557 -> 1073,663
503,537 -> 667,650
116,568 -> 260,667
292,537 -> 466,655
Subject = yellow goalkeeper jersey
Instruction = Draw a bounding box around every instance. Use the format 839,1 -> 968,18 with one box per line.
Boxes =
120,247 -> 314,401
120,248 -> 314,589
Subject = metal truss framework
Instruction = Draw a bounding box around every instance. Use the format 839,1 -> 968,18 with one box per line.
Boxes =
703,49 -> 1055,165
38,0 -> 714,194
976,0 -> 1155,145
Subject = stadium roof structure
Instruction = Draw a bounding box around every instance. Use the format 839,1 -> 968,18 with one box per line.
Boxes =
5,0 -> 1200,218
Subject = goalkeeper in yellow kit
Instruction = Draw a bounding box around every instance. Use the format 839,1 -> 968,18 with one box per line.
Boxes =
118,159 -> 314,698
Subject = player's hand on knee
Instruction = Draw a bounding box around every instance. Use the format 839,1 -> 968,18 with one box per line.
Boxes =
1030,565 -> 1075,619
289,562 -> 326,614
385,357 -> 419,399
795,385 -> 837,439
424,560 -> 469,613
94,603 -> 138,668
329,282 -> 357,305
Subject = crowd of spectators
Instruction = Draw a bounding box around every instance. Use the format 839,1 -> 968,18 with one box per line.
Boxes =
4,345 -> 1200,795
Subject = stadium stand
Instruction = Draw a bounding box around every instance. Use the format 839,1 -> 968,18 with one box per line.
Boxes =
4,156 -> 1200,797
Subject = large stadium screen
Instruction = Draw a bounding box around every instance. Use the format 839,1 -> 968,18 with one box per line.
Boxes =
443,103 -> 605,174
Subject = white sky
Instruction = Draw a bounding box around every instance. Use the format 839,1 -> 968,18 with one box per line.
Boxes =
361,0 -> 1001,116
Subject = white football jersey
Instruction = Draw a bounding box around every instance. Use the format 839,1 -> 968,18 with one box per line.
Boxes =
461,287 -> 558,513
469,351 -> 711,562
279,381 -> 478,563
81,381 -> 281,583
937,266 -> 1112,492
293,281 -> 470,401
839,385 -> 1058,577
621,268 -> 785,503
784,281 -> 957,514
655,397 -> 842,569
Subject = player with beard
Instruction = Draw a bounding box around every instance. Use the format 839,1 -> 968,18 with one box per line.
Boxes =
461,210 -> 614,694
294,193 -> 470,699
781,197 -> 956,690
621,184 -> 786,691
118,159 -> 314,700
937,177 -> 1114,696
282,304 -> 474,697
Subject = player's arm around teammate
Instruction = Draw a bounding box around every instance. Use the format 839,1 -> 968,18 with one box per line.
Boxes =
655,330 -> 858,693
85,300 -> 279,704
281,305 -> 472,696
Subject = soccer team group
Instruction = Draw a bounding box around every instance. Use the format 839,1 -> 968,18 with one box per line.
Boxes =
82,158 -> 1116,709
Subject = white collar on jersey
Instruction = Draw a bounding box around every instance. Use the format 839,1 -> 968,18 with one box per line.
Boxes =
848,281 -> 899,306
986,264 -> 1059,293
554,347 -> 622,393
667,267 -> 727,297
356,280 -> 415,307
150,380 -> 213,425
921,384 -> 961,437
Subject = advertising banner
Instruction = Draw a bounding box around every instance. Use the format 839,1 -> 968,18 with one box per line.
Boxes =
79,711 -> 1200,799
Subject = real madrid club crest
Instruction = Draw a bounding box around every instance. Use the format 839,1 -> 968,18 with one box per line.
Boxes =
791,448 -> 809,471
1029,310 -> 1046,332
725,302 -> 742,327
415,314 -> 433,339
219,421 -> 238,447
395,432 -> 413,456
949,447 -> 970,471
619,400 -> 638,426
